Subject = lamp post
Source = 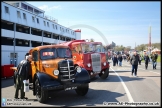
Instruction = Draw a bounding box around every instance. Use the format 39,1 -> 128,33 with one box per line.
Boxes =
13,23 -> 16,66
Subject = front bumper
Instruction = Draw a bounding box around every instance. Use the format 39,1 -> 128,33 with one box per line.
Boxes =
42,82 -> 84,91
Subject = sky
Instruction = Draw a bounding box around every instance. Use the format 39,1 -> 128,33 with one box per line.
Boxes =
27,1 -> 161,49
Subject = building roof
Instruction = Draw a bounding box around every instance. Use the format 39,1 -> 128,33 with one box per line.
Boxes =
5,1 -> 45,13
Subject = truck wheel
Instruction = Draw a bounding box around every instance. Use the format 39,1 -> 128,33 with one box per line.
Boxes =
35,79 -> 48,103
75,83 -> 89,96
99,68 -> 109,79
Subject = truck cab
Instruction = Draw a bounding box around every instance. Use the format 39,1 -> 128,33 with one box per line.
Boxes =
60,40 -> 110,79
13,45 -> 90,103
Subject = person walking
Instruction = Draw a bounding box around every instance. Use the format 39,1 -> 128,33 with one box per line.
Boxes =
151,52 -> 158,69
14,55 -> 32,99
138,55 -> 142,65
144,54 -> 150,69
118,54 -> 123,66
130,51 -> 139,77
116,55 -> 118,66
112,54 -> 118,66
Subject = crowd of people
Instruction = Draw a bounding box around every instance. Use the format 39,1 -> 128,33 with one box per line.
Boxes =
110,51 -> 159,77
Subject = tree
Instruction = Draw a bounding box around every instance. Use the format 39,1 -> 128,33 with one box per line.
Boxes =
124,46 -> 131,52
90,38 -> 94,42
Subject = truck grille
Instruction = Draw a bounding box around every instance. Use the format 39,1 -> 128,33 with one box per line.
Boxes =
91,53 -> 101,72
58,60 -> 75,81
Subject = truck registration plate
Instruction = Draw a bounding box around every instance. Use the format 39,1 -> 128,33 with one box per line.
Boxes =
64,86 -> 77,91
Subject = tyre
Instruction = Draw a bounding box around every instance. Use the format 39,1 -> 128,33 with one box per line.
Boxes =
35,79 -> 48,103
99,68 -> 109,79
75,83 -> 89,96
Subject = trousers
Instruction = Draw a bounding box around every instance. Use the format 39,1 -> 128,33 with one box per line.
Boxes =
14,75 -> 25,98
132,65 -> 138,76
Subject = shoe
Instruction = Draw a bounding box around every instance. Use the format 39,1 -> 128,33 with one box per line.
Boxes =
21,97 -> 28,100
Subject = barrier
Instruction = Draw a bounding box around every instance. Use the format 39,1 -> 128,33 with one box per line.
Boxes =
1,64 -> 14,78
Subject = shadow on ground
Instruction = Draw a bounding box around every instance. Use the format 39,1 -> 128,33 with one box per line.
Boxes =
91,74 -> 144,83
139,76 -> 160,77
109,70 -> 131,73
1,78 -> 14,88
42,88 -> 125,106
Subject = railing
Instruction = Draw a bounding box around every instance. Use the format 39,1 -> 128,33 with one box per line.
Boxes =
44,15 -> 58,23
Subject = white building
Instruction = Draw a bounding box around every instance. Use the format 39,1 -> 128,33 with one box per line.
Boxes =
1,1 -> 81,66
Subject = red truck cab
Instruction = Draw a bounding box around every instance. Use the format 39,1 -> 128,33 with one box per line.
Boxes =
60,40 -> 110,79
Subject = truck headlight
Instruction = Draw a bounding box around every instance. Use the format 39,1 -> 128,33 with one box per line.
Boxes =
53,70 -> 59,75
76,67 -> 82,73
103,62 -> 106,66
87,63 -> 91,67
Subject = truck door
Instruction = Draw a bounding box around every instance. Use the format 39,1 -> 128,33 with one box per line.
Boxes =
72,44 -> 82,61
31,50 -> 39,80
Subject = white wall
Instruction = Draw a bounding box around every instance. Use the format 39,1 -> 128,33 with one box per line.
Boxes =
1,45 -> 32,66
1,29 -> 14,38
75,32 -> 81,40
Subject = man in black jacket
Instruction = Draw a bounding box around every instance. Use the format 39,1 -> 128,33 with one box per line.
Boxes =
151,52 -> 158,69
118,54 -> 123,66
14,55 -> 32,99
144,54 -> 150,69
14,53 -> 29,88
130,51 -> 139,77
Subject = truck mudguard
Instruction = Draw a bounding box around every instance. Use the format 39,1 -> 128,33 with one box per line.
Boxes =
35,72 -> 61,87
74,68 -> 90,83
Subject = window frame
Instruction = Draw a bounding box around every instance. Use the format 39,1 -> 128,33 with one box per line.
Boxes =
23,13 -> 26,19
5,6 -> 9,14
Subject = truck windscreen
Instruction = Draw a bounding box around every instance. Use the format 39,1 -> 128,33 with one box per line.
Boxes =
40,48 -> 56,60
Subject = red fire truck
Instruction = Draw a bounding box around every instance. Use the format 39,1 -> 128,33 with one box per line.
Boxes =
59,40 -> 110,79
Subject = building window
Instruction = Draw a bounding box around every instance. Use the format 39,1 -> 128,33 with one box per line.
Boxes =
21,3 -> 27,10
44,21 -> 46,26
17,11 -> 21,18
32,16 -> 35,22
47,22 -> 49,27
52,24 -> 54,29
28,6 -> 33,13
55,25 -> 57,29
5,6 -> 9,13
23,13 -> 26,19
15,3 -> 19,7
34,9 -> 39,15
62,28 -> 64,32
37,18 -> 39,23
60,27 -> 61,31
1,37 -> 13,46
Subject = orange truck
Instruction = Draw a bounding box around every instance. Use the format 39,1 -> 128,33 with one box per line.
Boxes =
12,44 -> 90,103
59,40 -> 110,79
